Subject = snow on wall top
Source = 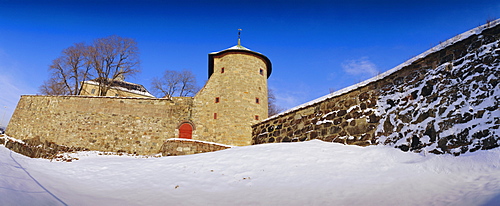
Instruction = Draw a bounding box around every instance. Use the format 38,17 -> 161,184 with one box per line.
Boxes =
84,80 -> 155,98
166,138 -> 234,148
265,19 -> 500,122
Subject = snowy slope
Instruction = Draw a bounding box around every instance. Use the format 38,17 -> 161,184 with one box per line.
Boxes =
1,136 -> 499,206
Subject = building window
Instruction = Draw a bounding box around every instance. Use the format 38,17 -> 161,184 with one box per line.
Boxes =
259,68 -> 264,76
214,113 -> 217,119
256,98 -> 260,104
255,115 -> 259,120
91,89 -> 95,94
215,97 -> 220,103
221,67 -> 225,73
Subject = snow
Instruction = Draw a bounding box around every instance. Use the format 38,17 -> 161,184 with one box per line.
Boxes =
266,19 -> 500,121
83,80 -> 155,98
166,138 -> 235,148
209,44 -> 252,54
1,135 -> 500,205
375,35 -> 500,152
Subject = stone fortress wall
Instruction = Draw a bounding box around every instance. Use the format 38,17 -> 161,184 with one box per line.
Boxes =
5,21 -> 499,157
5,44 -> 272,156
6,95 -> 193,155
252,21 -> 500,155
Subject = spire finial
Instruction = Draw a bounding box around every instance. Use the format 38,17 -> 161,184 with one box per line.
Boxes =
238,28 -> 242,46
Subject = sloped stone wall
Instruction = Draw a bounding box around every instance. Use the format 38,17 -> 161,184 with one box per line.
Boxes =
253,22 -> 500,155
6,96 -> 193,155
1,136 -> 89,160
160,139 -> 231,156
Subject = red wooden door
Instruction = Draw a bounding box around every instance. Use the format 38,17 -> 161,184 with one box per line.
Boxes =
179,123 -> 192,139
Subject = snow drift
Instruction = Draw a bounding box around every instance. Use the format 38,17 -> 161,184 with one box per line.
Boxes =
1,136 -> 499,206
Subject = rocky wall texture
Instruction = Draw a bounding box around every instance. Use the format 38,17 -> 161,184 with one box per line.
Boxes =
6,96 -> 193,155
1,135 -> 89,160
159,139 -> 231,156
253,22 -> 500,155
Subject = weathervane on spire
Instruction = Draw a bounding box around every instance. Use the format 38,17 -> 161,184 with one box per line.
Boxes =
238,28 -> 242,46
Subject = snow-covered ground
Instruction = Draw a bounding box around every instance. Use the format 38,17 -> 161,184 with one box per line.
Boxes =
1,137 -> 499,206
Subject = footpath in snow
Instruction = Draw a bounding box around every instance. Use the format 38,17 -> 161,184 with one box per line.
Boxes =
1,137 -> 500,206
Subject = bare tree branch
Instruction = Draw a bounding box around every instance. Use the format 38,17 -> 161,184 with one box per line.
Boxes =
39,77 -> 69,95
40,43 -> 92,95
151,69 -> 199,98
268,88 -> 284,117
178,70 -> 199,97
91,35 -> 140,96
40,36 -> 141,96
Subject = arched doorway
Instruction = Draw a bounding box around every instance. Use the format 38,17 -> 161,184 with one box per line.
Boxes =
179,123 -> 193,139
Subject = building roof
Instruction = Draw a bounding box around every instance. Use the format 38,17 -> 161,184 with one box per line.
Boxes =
208,44 -> 272,78
84,78 -> 155,98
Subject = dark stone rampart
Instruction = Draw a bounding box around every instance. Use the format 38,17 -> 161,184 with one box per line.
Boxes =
253,21 -> 500,155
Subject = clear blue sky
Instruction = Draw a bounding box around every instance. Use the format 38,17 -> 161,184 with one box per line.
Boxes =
0,0 -> 498,127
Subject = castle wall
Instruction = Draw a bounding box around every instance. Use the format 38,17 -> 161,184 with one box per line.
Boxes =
159,139 -> 232,156
6,23 -> 498,157
6,96 -> 193,155
193,51 -> 269,146
253,23 -> 500,155
5,47 -> 272,155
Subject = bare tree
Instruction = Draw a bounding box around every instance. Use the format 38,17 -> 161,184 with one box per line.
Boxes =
39,77 -> 69,95
40,43 -> 92,95
178,70 -> 199,97
40,35 -> 140,96
268,88 -> 283,116
151,69 -> 199,98
89,35 -> 140,96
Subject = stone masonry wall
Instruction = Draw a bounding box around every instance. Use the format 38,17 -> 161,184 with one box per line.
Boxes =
160,139 -> 232,156
193,51 -> 269,146
253,22 -> 500,155
7,96 -> 193,155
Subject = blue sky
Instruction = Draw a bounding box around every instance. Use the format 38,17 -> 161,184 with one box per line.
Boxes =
0,0 -> 498,127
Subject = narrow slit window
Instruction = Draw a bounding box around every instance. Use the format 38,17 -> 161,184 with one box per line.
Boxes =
215,97 -> 220,103
214,113 -> 217,119
255,115 -> 259,120
259,68 -> 264,76
221,67 -> 225,73
256,98 -> 260,104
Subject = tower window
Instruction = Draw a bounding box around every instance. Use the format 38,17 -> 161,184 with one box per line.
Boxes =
255,115 -> 259,120
214,113 -> 217,119
215,97 -> 220,103
221,67 -> 225,73
259,69 -> 264,76
256,98 -> 260,104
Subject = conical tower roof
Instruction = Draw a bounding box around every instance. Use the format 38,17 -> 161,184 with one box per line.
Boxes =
208,44 -> 272,78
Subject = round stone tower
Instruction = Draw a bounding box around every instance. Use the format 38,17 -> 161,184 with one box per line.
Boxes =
192,42 -> 272,146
